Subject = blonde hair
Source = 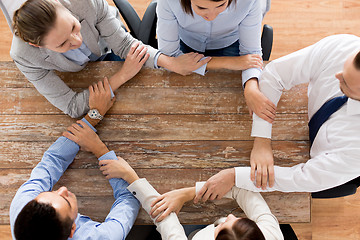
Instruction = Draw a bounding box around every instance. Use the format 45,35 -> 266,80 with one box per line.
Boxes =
13,0 -> 58,46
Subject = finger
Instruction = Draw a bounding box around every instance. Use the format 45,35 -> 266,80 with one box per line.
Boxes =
77,120 -> 91,130
256,166 -> 262,188
150,200 -> 166,217
261,167 -> 268,190
88,84 -> 94,94
129,42 -> 140,55
134,45 -> 145,57
93,82 -> 99,93
62,131 -> 76,141
140,53 -> 150,65
194,185 -> 207,203
201,188 -> 212,203
99,160 -> 112,166
97,80 -> 105,93
103,77 -> 111,93
197,56 -> 211,66
157,208 -> 172,222
268,165 -> 275,188
209,193 -> 218,201
250,162 -> 256,181
260,113 -> 273,124
266,100 -> 277,112
264,109 -> 275,120
151,195 -> 165,208
137,47 -> 148,61
193,54 -> 203,63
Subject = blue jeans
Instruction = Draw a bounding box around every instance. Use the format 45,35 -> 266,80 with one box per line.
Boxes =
180,40 -> 240,57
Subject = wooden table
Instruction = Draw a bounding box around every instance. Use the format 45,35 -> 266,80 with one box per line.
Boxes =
0,61 -> 310,224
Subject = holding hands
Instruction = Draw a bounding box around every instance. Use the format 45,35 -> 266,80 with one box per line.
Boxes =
250,137 -> 275,189
89,77 -> 115,116
99,157 -> 139,184
150,187 -> 194,222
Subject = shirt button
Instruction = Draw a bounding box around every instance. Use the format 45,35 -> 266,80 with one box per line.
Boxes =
132,191 -> 136,195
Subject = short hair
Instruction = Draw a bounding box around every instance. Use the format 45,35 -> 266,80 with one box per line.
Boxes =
354,51 -> 360,70
14,199 -> 73,240
12,0 -> 58,46
216,218 -> 265,240
180,0 -> 236,16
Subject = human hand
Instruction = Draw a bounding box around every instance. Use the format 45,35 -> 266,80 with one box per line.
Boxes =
99,157 -> 139,184
150,187 -> 194,222
231,54 -> 263,70
194,168 -> 235,203
63,120 -> 108,157
121,42 -> 149,80
250,137 -> 274,189
244,78 -> 276,123
166,52 -> 211,76
89,77 -> 115,116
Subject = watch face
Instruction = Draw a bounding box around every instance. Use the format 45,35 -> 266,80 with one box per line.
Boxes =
88,109 -> 102,120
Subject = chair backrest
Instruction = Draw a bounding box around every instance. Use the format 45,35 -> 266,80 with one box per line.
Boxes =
0,0 -> 26,32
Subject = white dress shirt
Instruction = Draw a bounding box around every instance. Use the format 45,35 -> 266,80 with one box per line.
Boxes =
127,179 -> 283,240
235,34 -> 360,192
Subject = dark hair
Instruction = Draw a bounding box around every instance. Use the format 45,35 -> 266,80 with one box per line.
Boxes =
354,51 -> 360,70
180,0 -> 235,16
14,199 -> 73,240
13,0 -> 58,46
216,218 -> 265,240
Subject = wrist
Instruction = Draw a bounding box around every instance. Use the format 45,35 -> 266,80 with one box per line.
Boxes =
127,174 -> 140,184
182,187 -> 196,202
157,54 -> 173,70
84,115 -> 100,127
93,143 -> 110,158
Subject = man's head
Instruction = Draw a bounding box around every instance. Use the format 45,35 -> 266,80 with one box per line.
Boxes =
214,214 -> 265,240
14,186 -> 78,240
335,50 -> 360,101
13,0 -> 82,52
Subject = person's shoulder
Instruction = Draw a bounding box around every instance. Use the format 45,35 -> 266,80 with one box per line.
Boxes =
10,37 -> 41,61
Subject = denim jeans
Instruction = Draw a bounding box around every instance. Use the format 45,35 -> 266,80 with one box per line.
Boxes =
180,40 -> 240,57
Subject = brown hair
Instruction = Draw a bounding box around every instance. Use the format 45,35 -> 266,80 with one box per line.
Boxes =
216,218 -> 265,240
180,0 -> 235,16
13,0 -> 58,46
354,51 -> 360,70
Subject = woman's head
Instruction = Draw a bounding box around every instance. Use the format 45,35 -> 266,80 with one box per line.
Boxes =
215,214 -> 265,240
13,0 -> 82,52
180,0 -> 234,21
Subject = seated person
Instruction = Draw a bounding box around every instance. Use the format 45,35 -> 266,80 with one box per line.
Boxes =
11,0 -> 209,118
95,157 -> 283,240
10,79 -> 140,240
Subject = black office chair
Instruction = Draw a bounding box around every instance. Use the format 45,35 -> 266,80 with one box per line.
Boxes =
312,176 -> 360,199
112,0 -> 273,60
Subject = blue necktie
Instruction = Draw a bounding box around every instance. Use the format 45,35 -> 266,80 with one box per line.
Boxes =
308,95 -> 348,146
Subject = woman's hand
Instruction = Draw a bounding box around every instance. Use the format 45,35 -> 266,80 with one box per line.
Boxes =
88,77 -> 115,116
63,120 -> 109,158
99,157 -> 139,184
233,54 -> 263,70
150,187 -> 195,222
121,42 -> 149,80
244,78 -> 276,123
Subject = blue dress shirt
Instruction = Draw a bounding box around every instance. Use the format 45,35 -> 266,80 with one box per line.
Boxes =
9,118 -> 140,240
156,0 -> 262,84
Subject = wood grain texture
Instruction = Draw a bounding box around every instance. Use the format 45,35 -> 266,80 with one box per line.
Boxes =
0,140 -> 309,169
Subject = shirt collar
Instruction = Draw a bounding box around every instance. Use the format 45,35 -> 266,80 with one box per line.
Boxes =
346,98 -> 360,115
192,224 -> 215,240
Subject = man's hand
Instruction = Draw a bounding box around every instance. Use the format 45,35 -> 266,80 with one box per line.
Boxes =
250,137 -> 274,189
99,157 -> 139,184
89,77 -> 115,116
63,120 -> 109,158
149,187 -> 195,222
194,168 -> 235,203
158,53 -> 211,76
244,78 -> 276,123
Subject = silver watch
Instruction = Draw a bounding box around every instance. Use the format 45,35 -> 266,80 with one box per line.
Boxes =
87,109 -> 103,120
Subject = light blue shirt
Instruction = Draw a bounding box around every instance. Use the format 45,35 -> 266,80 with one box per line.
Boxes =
9,118 -> 140,240
156,0 -> 262,84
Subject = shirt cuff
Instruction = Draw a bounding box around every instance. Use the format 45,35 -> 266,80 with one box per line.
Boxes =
81,118 -> 97,133
242,68 -> 262,87
195,181 -> 206,194
153,51 -> 162,69
127,178 -> 158,204
192,59 -> 208,76
251,114 -> 272,138
108,84 -> 115,99
98,150 -> 117,161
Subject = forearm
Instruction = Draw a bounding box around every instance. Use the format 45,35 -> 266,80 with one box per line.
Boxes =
108,69 -> 130,91
157,54 -> 175,70
206,57 -> 234,70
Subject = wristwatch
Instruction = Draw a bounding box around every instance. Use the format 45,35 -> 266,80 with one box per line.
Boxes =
87,109 -> 103,120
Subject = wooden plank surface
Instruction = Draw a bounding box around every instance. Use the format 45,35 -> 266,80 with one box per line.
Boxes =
0,61 -> 311,226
